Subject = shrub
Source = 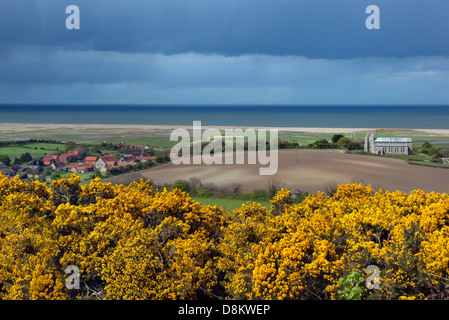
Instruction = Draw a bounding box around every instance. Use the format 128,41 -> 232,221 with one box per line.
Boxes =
171,180 -> 190,193
251,189 -> 269,201
1,174 -> 448,300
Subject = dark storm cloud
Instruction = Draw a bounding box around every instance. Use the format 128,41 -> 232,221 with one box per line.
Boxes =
0,0 -> 448,104
1,47 -> 448,104
1,0 -> 448,58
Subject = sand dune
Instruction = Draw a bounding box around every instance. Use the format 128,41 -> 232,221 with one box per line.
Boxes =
105,150 -> 449,194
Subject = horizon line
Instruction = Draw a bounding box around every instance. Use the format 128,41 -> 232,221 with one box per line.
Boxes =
1,103 -> 449,107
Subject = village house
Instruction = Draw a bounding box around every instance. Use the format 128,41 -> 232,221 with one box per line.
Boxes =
119,154 -> 140,162
57,153 -> 72,164
69,164 -> 94,174
85,156 -> 98,166
43,151 -> 80,167
43,155 -> 66,170
121,143 -> 145,150
1,167 -> 16,177
40,144 -> 150,175
123,148 -> 144,156
58,150 -> 79,164
65,164 -> 77,170
50,160 -> 66,171
96,155 -> 119,173
137,155 -> 157,163
43,155 -> 58,166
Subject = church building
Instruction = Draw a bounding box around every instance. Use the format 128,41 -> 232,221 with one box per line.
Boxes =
364,131 -> 413,155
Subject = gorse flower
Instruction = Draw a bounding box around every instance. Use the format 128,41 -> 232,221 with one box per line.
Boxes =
0,173 -> 448,300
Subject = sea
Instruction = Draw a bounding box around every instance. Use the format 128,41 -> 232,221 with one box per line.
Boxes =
0,105 -> 448,129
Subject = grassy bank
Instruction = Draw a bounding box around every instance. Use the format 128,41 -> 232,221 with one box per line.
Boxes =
192,196 -> 272,211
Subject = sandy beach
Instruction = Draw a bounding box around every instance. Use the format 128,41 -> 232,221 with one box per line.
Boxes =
1,122 -> 449,135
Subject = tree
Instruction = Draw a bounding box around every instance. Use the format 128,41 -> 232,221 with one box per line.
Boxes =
172,180 -> 190,193
311,139 -> 331,149
0,154 -> 11,166
50,173 -> 61,181
64,141 -> 78,152
420,142 -> 440,157
422,142 -> 432,149
19,152 -> 32,164
279,140 -> 299,149
90,171 -> 103,179
155,150 -> 170,163
251,189 -> 269,201
337,137 -> 353,149
439,148 -> 449,158
332,134 -> 345,144
90,145 -> 102,155
337,137 -> 363,151
13,152 -> 33,164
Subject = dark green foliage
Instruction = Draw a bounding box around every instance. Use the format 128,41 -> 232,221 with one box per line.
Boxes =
0,154 -> 11,166
172,180 -> 190,193
422,142 -> 432,149
332,134 -> 345,144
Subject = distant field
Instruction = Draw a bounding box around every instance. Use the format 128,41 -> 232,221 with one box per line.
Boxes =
192,197 -> 271,211
0,142 -> 63,158
1,125 -> 448,148
126,150 -> 449,194
352,130 -> 449,148
22,143 -> 61,150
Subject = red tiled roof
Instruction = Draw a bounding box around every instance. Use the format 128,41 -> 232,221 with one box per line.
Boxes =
138,155 -> 157,160
122,155 -> 139,161
101,155 -> 118,162
43,155 -> 59,166
58,153 -> 72,164
117,161 -> 138,166
43,155 -> 58,161
72,164 -> 94,172
105,161 -> 117,167
51,160 -> 66,168
85,156 -> 98,165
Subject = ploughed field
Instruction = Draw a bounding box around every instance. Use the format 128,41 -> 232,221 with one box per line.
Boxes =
104,150 -> 449,194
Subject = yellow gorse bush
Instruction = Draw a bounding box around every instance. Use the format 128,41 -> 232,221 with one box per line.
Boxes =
0,173 -> 448,300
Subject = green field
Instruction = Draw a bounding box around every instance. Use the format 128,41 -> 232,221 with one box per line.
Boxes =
57,172 -> 93,183
352,130 -> 449,148
192,197 -> 272,211
0,142 -> 63,159
108,136 -> 178,149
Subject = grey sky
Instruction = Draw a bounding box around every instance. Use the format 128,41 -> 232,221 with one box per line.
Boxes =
0,0 -> 448,104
